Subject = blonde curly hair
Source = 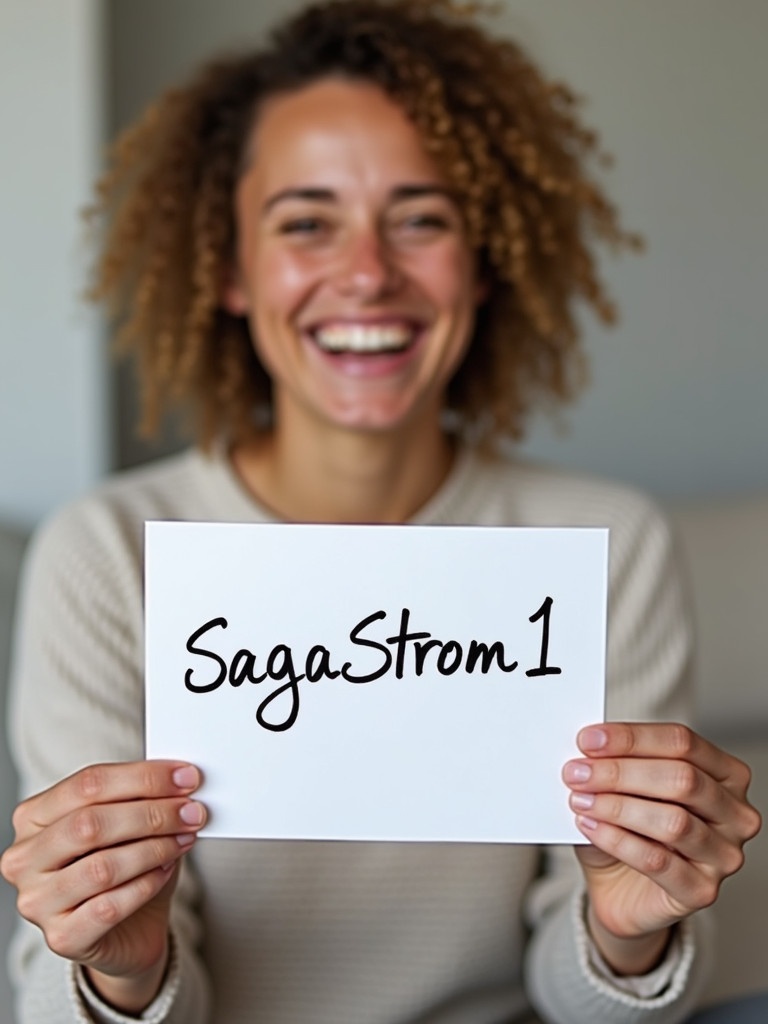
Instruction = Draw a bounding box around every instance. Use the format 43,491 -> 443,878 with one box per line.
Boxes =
88,0 -> 639,449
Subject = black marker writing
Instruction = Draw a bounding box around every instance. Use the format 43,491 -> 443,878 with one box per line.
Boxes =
525,596 -> 562,678
184,599 -> 562,731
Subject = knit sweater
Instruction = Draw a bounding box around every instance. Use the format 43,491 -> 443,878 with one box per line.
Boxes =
7,446 -> 710,1024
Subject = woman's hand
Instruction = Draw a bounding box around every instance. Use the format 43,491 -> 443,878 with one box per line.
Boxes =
563,723 -> 762,975
0,760 -> 206,1012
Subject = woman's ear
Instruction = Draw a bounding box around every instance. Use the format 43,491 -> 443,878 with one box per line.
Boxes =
221,267 -> 249,316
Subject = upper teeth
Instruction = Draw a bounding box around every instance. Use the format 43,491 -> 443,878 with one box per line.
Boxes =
314,324 -> 414,353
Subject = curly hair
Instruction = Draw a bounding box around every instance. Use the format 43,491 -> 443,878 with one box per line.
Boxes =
87,0 -> 640,449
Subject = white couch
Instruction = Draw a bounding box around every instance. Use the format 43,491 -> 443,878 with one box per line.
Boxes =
1,496 -> 766,1018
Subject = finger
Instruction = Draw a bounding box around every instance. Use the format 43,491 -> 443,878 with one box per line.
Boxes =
42,864 -> 179,965
568,791 -> 744,874
564,750 -> 762,845
49,797 -> 206,870
563,755 -> 747,832
5,797 -> 206,881
17,833 -> 195,923
13,761 -> 202,840
577,723 -> 752,796
572,817 -> 720,919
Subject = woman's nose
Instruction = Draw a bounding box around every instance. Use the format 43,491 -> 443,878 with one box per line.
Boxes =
333,229 -> 402,300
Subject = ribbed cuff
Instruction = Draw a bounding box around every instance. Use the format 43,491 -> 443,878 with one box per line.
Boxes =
525,886 -> 709,1024
579,891 -> 687,998
571,889 -> 697,1008
73,934 -> 180,1024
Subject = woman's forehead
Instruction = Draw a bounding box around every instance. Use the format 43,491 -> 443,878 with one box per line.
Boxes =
240,78 -> 445,190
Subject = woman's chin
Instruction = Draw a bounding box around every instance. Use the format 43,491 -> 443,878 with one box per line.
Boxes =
310,395 -> 430,437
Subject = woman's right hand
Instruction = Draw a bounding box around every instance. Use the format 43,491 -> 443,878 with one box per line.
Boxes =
0,760 -> 206,1013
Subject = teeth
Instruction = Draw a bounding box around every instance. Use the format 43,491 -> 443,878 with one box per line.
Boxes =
314,324 -> 415,353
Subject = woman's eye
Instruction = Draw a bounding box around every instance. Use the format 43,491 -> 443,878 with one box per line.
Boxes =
390,211 -> 456,239
278,217 -> 327,236
404,213 -> 449,230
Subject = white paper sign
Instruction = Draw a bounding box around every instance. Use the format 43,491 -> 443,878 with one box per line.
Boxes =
145,523 -> 607,843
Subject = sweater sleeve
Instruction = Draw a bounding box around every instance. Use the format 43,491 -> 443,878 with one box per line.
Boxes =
522,493 -> 713,1024
6,499 -> 212,1024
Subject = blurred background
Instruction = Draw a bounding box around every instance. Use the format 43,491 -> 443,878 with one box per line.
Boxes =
1,0 -> 767,527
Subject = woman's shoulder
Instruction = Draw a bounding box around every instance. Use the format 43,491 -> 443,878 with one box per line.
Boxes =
26,448 -> 221,580
458,447 -> 669,534
458,450 -> 683,612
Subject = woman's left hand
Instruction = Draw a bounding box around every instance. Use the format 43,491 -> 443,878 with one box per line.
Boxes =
563,722 -> 762,973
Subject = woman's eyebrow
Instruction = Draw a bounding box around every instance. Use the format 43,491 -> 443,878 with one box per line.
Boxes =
261,187 -> 336,215
261,182 -> 456,216
390,184 -> 456,203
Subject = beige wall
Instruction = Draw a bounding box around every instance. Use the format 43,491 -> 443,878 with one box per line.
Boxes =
107,0 -> 768,499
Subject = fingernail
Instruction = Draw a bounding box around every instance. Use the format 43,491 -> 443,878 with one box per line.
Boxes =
564,762 -> 592,783
579,727 -> 608,751
179,801 -> 204,826
173,766 -> 199,789
570,792 -> 595,810
577,814 -> 598,831
176,832 -> 197,847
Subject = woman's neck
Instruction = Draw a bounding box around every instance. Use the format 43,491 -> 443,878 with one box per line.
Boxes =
231,413 -> 456,524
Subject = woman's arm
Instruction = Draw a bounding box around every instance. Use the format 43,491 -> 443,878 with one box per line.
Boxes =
3,496 -> 213,1023
524,490 -> 736,1023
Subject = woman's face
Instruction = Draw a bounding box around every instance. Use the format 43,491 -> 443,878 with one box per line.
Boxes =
224,77 -> 482,438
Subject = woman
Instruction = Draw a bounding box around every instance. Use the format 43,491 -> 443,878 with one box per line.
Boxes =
1,2 -> 760,1022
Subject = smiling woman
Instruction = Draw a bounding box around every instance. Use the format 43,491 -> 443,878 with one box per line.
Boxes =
221,78 -> 480,478
87,0 -> 636,472
1,2 -> 761,1023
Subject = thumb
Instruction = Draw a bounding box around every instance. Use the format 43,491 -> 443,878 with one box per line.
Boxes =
153,859 -> 183,908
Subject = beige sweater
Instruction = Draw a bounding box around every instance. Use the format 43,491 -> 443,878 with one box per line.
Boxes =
7,447 -> 709,1023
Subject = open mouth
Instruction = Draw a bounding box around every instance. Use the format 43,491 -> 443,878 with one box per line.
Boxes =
310,322 -> 421,355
